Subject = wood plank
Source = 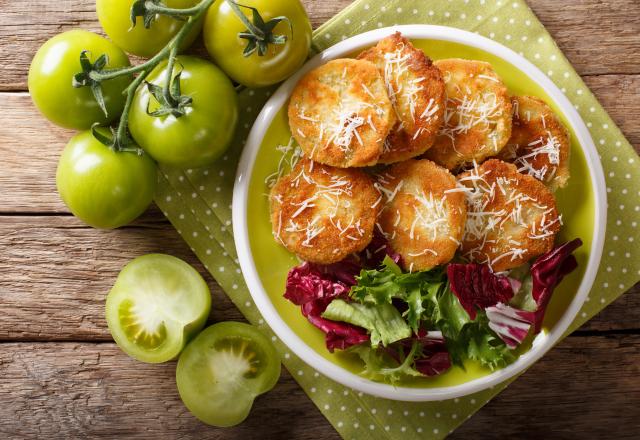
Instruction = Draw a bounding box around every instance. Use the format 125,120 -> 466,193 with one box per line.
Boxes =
527,0 -> 640,76
453,334 -> 640,439
0,0 -> 639,91
0,215 -> 243,341
0,215 -> 637,341
0,342 -> 338,439
0,335 -> 637,438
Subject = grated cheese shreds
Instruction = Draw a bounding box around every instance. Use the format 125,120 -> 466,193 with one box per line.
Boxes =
265,137 -> 304,189
513,130 -> 562,182
441,92 -> 504,150
380,44 -> 433,127
459,161 -> 557,270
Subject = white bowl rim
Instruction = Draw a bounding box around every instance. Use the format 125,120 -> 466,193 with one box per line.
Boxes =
232,24 -> 607,402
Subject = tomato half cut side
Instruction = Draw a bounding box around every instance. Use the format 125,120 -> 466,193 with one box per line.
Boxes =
176,322 -> 281,427
106,254 -> 211,363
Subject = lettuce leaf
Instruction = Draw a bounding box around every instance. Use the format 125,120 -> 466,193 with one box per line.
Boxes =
322,299 -> 411,347
350,256 -> 446,333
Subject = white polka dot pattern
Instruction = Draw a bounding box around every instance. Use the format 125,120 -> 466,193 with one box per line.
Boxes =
155,1 -> 639,439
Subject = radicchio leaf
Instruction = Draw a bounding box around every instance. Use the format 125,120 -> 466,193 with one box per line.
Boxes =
284,261 -> 368,352
412,332 -> 452,376
487,239 -> 582,347
530,238 -> 582,332
485,303 -> 536,348
447,263 -> 515,320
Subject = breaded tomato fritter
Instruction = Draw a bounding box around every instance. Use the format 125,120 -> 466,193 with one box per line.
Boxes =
358,32 -> 445,163
270,157 -> 380,264
497,95 -> 570,190
376,159 -> 466,271
288,58 -> 395,168
425,59 -> 512,170
458,159 -> 561,272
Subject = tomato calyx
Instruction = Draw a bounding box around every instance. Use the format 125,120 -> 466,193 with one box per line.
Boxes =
144,62 -> 192,118
227,1 -> 292,57
72,51 -> 111,117
91,123 -> 142,154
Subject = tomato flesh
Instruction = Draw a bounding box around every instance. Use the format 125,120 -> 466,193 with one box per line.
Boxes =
106,254 -> 211,363
28,30 -> 131,129
176,322 -> 281,426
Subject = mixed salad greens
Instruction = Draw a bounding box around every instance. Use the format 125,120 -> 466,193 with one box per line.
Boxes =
285,236 -> 582,383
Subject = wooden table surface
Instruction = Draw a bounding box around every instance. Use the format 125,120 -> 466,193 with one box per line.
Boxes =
1,1 -> 639,438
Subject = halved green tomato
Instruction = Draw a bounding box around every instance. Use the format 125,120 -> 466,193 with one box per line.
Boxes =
176,322 -> 281,427
106,254 -> 211,363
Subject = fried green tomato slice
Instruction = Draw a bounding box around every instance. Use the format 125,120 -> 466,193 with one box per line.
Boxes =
358,32 -> 445,164
425,59 -> 512,171
270,157 -> 380,264
376,159 -> 466,271
497,95 -> 571,191
288,58 -> 395,167
457,159 -> 561,272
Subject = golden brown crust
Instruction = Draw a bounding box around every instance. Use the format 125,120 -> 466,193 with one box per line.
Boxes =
376,159 -> 466,271
457,159 -> 560,272
288,58 -> 395,168
497,95 -> 571,190
425,59 -> 512,170
358,33 -> 446,163
269,157 -> 380,264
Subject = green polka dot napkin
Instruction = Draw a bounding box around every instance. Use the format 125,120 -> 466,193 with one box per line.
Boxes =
155,0 -> 640,438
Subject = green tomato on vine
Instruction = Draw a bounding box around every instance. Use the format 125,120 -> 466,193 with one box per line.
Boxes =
56,128 -> 157,229
96,0 -> 204,58
28,30 -> 131,129
204,0 -> 312,88
128,56 -> 239,169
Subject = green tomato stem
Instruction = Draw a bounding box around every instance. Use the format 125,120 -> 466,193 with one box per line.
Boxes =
114,70 -> 149,152
162,45 -> 179,105
91,0 -> 217,152
89,0 -> 215,83
144,0 -> 205,17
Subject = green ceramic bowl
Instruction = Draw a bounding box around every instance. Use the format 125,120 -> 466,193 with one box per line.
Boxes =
233,25 -> 606,401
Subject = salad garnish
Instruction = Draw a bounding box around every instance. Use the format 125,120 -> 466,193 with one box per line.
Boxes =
284,239 -> 582,383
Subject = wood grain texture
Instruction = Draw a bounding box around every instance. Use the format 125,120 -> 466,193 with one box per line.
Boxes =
0,0 -> 639,438
0,342 -> 338,439
0,215 -> 244,341
0,0 -> 638,91
0,336 -> 637,439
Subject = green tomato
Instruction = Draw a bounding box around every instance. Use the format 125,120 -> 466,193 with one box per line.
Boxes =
28,30 -> 131,129
176,322 -> 281,426
129,56 -> 238,169
96,0 -> 203,58
203,0 -> 311,88
106,254 -> 212,363
56,129 -> 157,229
